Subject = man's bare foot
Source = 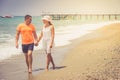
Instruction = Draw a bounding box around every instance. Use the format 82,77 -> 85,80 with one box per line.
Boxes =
28,69 -> 32,73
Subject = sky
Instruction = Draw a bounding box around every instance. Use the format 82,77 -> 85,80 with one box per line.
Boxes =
0,0 -> 120,16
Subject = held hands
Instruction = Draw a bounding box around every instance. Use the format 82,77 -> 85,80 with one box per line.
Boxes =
34,40 -> 38,46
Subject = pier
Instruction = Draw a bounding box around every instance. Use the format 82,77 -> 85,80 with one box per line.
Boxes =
42,14 -> 120,20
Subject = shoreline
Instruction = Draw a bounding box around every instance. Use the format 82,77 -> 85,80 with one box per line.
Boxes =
0,21 -> 119,61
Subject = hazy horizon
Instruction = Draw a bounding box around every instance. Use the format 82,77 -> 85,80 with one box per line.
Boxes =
0,0 -> 120,16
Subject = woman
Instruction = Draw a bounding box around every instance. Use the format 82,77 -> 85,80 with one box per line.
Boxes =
38,16 -> 55,71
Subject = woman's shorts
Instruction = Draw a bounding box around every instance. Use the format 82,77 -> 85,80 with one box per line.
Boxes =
22,43 -> 34,53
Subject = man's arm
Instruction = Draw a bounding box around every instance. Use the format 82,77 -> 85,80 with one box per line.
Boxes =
15,30 -> 20,48
33,31 -> 38,46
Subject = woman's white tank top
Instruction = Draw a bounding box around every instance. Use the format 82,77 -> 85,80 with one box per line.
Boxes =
42,26 -> 51,40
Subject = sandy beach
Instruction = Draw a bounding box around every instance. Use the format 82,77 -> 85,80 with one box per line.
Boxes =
33,22 -> 120,80
0,22 -> 120,80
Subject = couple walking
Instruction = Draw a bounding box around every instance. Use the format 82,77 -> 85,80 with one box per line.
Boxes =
15,15 -> 55,73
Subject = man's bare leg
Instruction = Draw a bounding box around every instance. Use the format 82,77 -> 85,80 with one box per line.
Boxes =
24,53 -> 29,70
28,50 -> 33,73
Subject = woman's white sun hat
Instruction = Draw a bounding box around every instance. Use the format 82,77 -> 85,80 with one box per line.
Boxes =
42,15 -> 52,22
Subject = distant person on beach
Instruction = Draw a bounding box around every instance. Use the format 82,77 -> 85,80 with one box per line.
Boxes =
15,15 -> 38,73
38,16 -> 55,71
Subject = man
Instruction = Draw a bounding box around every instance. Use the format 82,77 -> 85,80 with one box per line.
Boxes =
16,15 -> 38,73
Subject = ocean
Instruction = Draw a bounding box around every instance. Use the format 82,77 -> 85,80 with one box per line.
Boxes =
0,15 -> 120,61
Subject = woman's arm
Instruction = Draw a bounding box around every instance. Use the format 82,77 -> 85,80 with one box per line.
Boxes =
50,25 -> 55,48
38,31 -> 43,42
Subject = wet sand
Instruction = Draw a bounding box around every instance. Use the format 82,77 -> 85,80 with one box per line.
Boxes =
33,23 -> 120,80
0,45 -> 73,80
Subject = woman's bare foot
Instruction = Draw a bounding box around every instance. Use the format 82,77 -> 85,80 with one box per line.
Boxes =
45,68 -> 49,71
53,65 -> 55,70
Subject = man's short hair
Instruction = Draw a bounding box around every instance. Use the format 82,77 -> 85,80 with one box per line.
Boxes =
25,15 -> 32,20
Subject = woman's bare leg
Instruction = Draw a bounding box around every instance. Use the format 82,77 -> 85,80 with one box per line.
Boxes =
50,54 -> 55,69
46,53 -> 51,71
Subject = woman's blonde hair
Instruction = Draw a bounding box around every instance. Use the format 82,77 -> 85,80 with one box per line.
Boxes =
49,21 -> 53,25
